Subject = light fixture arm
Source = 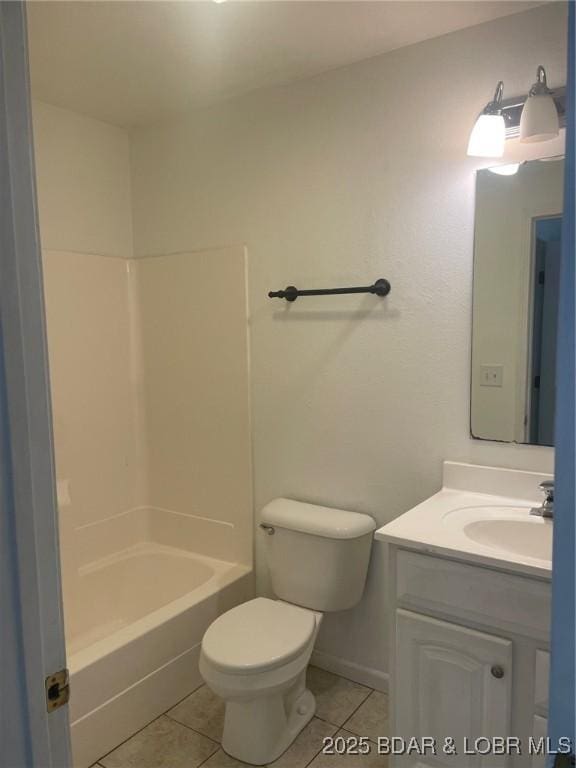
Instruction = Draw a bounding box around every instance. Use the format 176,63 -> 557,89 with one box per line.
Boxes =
529,65 -> 553,96
483,80 -> 504,115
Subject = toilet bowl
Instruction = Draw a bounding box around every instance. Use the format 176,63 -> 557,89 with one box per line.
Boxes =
200,597 -> 322,765
200,498 -> 376,765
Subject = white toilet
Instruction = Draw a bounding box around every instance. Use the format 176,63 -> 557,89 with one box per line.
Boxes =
200,498 -> 376,765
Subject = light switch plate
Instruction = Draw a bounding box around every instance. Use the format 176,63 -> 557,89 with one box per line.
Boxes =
480,364 -> 504,387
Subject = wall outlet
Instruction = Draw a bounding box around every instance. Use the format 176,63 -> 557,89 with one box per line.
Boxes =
480,364 -> 504,388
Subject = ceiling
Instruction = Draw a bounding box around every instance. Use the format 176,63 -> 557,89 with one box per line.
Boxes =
27,1 -> 543,128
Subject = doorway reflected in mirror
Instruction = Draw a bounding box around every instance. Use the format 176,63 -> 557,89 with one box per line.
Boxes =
528,216 -> 561,446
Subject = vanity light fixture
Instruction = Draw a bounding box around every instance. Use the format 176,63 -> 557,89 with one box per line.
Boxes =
520,66 -> 560,143
487,163 -> 520,176
468,68 -> 565,158
467,81 -> 506,158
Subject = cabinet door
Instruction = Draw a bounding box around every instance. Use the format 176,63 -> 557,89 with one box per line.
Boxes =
396,610 -> 513,768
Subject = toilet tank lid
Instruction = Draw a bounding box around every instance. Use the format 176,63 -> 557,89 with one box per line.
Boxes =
261,498 -> 376,539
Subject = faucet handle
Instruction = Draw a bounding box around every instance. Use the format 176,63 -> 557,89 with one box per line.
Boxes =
539,479 -> 554,501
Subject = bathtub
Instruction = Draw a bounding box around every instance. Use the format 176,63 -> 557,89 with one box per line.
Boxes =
65,541 -> 253,767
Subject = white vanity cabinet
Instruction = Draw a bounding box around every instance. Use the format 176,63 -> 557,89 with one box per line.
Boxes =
396,610 -> 513,767
387,548 -> 551,768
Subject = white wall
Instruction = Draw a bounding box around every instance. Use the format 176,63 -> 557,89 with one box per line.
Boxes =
129,4 -> 564,681
33,101 -> 133,258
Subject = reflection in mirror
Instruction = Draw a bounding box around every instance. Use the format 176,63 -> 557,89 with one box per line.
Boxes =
471,157 -> 564,446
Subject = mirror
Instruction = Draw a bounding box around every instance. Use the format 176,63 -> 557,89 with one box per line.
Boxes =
471,157 -> 564,446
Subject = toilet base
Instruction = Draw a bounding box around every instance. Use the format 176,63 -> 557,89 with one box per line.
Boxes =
221,681 -> 316,765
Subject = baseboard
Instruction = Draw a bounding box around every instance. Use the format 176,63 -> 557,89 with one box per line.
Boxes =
71,643 -> 203,768
310,649 -> 389,693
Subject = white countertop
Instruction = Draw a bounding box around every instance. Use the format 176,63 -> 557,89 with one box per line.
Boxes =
375,462 -> 553,580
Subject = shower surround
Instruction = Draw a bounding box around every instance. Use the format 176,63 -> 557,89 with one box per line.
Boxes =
34,102 -> 253,766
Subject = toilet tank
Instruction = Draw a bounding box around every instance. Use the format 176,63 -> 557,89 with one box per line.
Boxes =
260,498 -> 376,612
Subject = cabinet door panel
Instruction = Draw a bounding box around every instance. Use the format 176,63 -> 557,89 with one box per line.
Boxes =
530,716 -> 547,768
534,651 -> 550,714
396,610 -> 512,768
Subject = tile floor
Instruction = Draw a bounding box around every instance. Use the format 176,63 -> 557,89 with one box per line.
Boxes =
92,666 -> 389,767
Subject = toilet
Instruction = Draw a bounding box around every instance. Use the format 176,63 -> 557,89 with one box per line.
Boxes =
199,498 -> 376,765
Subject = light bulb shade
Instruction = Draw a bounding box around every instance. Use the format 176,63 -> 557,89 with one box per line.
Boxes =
488,163 -> 520,176
467,114 -> 506,158
520,93 -> 559,143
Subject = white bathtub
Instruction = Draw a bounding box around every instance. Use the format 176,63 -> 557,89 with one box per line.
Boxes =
66,542 -> 252,767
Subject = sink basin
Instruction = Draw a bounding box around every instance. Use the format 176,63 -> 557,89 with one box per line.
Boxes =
464,519 -> 552,560
444,505 -> 552,562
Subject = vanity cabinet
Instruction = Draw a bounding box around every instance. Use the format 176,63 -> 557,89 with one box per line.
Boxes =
396,610 -> 513,767
388,548 -> 551,768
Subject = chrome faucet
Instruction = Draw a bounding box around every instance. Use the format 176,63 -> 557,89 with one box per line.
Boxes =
530,480 -> 554,519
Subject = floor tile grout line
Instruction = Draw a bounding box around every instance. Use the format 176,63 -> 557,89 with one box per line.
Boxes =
314,713 -> 348,729
163,710 -> 222,745
196,753 -> 215,768
309,665 -> 374,693
164,681 -> 205,715
196,742 -> 225,768
97,713 -> 167,764
301,721 -> 340,768
302,687 -> 376,767
196,737 -> 220,767
96,682 -> 207,764
313,684 -> 374,732
340,725 -> 379,743
339,687 -> 376,733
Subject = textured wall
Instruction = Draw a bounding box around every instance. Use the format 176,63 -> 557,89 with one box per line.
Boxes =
32,101 -> 133,258
129,5 -> 564,679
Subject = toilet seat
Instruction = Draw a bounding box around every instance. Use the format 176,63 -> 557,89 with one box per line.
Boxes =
201,598 -> 316,675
